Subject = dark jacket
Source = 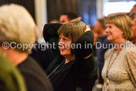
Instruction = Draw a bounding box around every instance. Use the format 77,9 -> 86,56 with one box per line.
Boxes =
18,57 -> 53,91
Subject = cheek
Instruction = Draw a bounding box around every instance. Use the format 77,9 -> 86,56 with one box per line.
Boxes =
107,35 -> 112,40
132,26 -> 136,33
107,30 -> 114,40
107,30 -> 113,36
132,27 -> 136,38
67,48 -> 72,54
60,48 -> 71,55
60,43 -> 72,55
64,44 -> 71,54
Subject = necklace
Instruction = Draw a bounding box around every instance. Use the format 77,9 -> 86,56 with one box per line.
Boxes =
47,60 -> 64,78
105,41 -> 127,85
106,40 -> 128,79
106,49 -> 121,80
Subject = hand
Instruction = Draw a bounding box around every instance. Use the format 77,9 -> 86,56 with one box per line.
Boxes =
85,25 -> 91,32
70,17 -> 82,22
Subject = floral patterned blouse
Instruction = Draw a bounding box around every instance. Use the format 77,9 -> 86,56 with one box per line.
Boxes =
102,41 -> 136,91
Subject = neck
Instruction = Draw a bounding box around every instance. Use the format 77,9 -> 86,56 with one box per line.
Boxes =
0,47 -> 28,66
64,55 -> 75,64
112,38 -> 127,52
98,30 -> 106,37
132,39 -> 136,44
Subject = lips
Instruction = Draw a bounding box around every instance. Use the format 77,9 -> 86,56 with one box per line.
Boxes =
58,44 -> 64,49
60,48 -> 65,51
58,44 -> 65,51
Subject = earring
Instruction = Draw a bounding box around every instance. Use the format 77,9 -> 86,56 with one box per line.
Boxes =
3,49 -> 7,57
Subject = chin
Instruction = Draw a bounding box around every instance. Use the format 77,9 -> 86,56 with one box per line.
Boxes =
60,53 -> 65,56
132,36 -> 136,39
107,36 -> 112,41
60,52 -> 71,56
107,38 -> 111,41
60,51 -> 68,56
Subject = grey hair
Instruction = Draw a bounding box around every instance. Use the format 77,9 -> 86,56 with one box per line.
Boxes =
0,4 -> 35,53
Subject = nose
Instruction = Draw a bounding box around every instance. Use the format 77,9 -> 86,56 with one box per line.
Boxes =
105,27 -> 109,34
58,41 -> 64,49
58,41 -> 62,46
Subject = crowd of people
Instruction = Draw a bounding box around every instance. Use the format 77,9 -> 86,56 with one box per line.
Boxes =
0,3 -> 136,91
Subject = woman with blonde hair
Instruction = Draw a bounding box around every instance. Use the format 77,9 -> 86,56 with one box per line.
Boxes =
102,14 -> 136,90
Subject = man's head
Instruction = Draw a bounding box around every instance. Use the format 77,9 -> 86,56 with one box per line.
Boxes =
130,4 -> 136,13
129,13 -> 136,39
94,17 -> 106,36
59,13 -> 78,24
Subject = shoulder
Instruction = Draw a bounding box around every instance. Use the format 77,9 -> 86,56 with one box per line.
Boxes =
18,57 -> 43,72
18,57 -> 53,91
122,41 -> 136,65
47,55 -> 65,74
124,41 -> 136,54
18,57 -> 46,79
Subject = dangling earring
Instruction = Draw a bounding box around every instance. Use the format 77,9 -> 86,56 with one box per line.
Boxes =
123,33 -> 125,38
3,49 -> 7,57
0,47 -> 7,57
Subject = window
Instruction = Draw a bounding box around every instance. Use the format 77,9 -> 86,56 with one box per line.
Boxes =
103,0 -> 136,16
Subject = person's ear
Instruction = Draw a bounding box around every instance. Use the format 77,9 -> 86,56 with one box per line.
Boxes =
33,25 -> 38,43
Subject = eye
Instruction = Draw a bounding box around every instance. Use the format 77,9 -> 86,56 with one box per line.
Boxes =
109,25 -> 112,28
59,37 -> 62,41
59,37 -> 67,41
63,38 -> 67,41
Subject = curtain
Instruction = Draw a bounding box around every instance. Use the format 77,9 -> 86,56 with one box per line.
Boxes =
77,0 -> 97,26
0,0 -> 35,22
47,0 -> 78,23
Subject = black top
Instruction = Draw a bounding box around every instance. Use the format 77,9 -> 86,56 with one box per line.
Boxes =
47,55 -> 97,91
47,31 -> 97,91
18,57 -> 53,91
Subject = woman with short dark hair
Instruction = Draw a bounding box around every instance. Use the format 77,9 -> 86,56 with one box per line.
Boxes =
47,20 -> 97,91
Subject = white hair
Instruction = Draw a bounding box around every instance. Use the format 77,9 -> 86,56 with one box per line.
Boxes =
0,4 -> 35,53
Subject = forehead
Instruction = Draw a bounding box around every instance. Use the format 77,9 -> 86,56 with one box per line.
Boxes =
96,21 -> 100,24
59,33 -> 67,37
59,33 -> 71,39
106,23 -> 114,26
106,23 -> 112,25
60,15 -> 69,20
96,21 -> 102,25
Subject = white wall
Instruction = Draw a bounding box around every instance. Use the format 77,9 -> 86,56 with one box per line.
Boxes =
34,0 -> 47,38
96,0 -> 103,18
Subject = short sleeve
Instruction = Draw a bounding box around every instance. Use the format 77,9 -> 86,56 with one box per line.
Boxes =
126,51 -> 136,88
